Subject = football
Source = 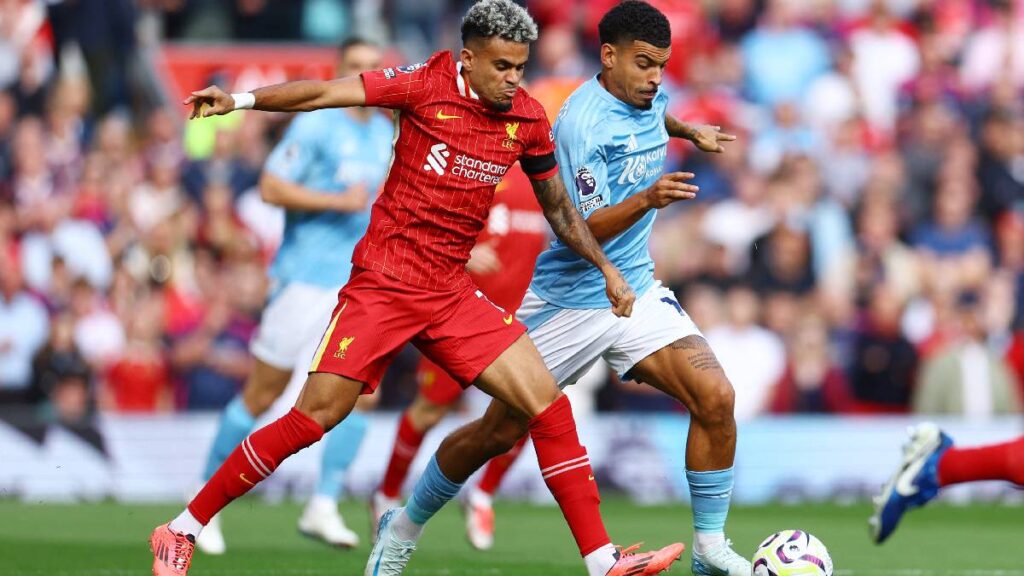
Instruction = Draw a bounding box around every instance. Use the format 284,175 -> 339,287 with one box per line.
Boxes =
751,530 -> 833,576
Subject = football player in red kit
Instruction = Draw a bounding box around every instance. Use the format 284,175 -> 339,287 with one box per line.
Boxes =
371,164 -> 547,550
149,2 -> 684,576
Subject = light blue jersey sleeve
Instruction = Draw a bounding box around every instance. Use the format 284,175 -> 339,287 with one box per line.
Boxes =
264,112 -> 325,183
560,123 -> 611,219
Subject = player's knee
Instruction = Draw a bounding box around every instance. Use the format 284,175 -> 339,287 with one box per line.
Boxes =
295,392 -> 352,431
520,378 -> 563,418
295,373 -> 363,431
306,404 -> 348,432
695,377 -> 735,427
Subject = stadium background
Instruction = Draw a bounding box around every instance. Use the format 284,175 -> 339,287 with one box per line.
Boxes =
0,0 -> 1022,522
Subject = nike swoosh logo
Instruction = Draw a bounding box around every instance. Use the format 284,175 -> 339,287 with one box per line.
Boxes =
436,110 -> 461,120
239,472 -> 255,486
503,314 -> 514,325
894,438 -> 936,496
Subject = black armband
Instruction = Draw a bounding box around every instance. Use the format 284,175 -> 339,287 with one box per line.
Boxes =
520,152 -> 557,177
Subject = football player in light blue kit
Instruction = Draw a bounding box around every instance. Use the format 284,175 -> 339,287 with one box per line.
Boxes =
194,38 -> 394,555
394,2 -> 749,575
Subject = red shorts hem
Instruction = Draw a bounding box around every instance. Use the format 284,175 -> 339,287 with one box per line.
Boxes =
307,368 -> 377,395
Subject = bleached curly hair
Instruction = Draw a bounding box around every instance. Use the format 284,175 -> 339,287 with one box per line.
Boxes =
461,0 -> 538,45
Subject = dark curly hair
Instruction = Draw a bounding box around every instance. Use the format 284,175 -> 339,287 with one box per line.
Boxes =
598,1 -> 671,49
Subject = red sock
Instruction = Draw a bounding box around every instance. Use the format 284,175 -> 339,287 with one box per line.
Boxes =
478,436 -> 528,495
379,411 -> 427,499
937,436 -> 1024,487
528,395 -> 609,557
188,408 -> 324,523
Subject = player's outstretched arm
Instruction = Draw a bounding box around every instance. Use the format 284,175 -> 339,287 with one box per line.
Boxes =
184,76 -> 367,119
531,175 -> 635,317
664,113 -> 737,153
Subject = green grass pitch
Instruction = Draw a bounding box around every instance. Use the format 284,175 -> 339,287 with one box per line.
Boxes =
2,498 -> 1020,575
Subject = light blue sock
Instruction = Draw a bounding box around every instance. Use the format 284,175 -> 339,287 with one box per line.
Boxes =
405,454 -> 463,525
315,410 -> 369,498
203,396 -> 256,480
686,467 -> 734,535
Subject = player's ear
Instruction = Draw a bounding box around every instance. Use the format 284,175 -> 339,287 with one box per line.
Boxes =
459,47 -> 475,72
599,43 -> 616,70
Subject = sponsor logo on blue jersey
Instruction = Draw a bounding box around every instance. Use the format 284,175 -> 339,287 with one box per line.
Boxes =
618,147 -> 668,185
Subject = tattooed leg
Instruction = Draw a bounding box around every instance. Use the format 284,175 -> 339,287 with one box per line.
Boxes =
629,335 -> 736,471
669,336 -> 724,372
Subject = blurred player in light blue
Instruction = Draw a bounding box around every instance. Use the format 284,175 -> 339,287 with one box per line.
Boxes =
397,2 -> 749,575
194,38 -> 394,554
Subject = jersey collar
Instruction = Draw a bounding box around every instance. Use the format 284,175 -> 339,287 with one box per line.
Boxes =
455,62 -> 480,100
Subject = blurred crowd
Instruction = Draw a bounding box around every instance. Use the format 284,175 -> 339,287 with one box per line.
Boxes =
0,0 -> 1022,427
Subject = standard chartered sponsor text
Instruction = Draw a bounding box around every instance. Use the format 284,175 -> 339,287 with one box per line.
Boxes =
451,153 -> 509,184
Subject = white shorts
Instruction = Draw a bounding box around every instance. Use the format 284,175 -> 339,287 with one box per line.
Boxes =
517,282 -> 703,387
249,282 -> 340,370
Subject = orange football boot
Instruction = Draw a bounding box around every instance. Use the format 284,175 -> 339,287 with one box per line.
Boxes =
606,542 -> 686,576
149,523 -> 196,576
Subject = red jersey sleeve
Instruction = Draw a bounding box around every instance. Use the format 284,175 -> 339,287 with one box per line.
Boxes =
518,109 -> 558,181
360,54 -> 440,111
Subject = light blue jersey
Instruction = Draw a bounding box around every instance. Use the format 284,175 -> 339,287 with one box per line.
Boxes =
265,108 -> 394,288
529,76 -> 669,309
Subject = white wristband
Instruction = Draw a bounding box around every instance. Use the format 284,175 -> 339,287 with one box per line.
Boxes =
231,92 -> 255,110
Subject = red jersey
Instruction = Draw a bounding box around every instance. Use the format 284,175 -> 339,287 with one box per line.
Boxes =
357,51 -> 558,291
472,164 -> 548,311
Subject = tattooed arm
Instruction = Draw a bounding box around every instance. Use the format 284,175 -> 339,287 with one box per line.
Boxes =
531,174 -> 635,317
664,113 -> 699,141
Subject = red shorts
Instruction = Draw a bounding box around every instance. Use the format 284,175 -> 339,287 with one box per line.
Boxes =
310,267 -> 526,393
417,356 -> 464,406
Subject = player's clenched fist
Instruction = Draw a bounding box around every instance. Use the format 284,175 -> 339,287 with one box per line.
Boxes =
184,86 -> 236,119
603,268 -> 635,318
642,171 -> 699,209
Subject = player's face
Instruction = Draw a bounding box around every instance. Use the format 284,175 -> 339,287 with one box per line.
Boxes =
337,44 -> 383,77
460,37 -> 529,112
601,40 -> 670,110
